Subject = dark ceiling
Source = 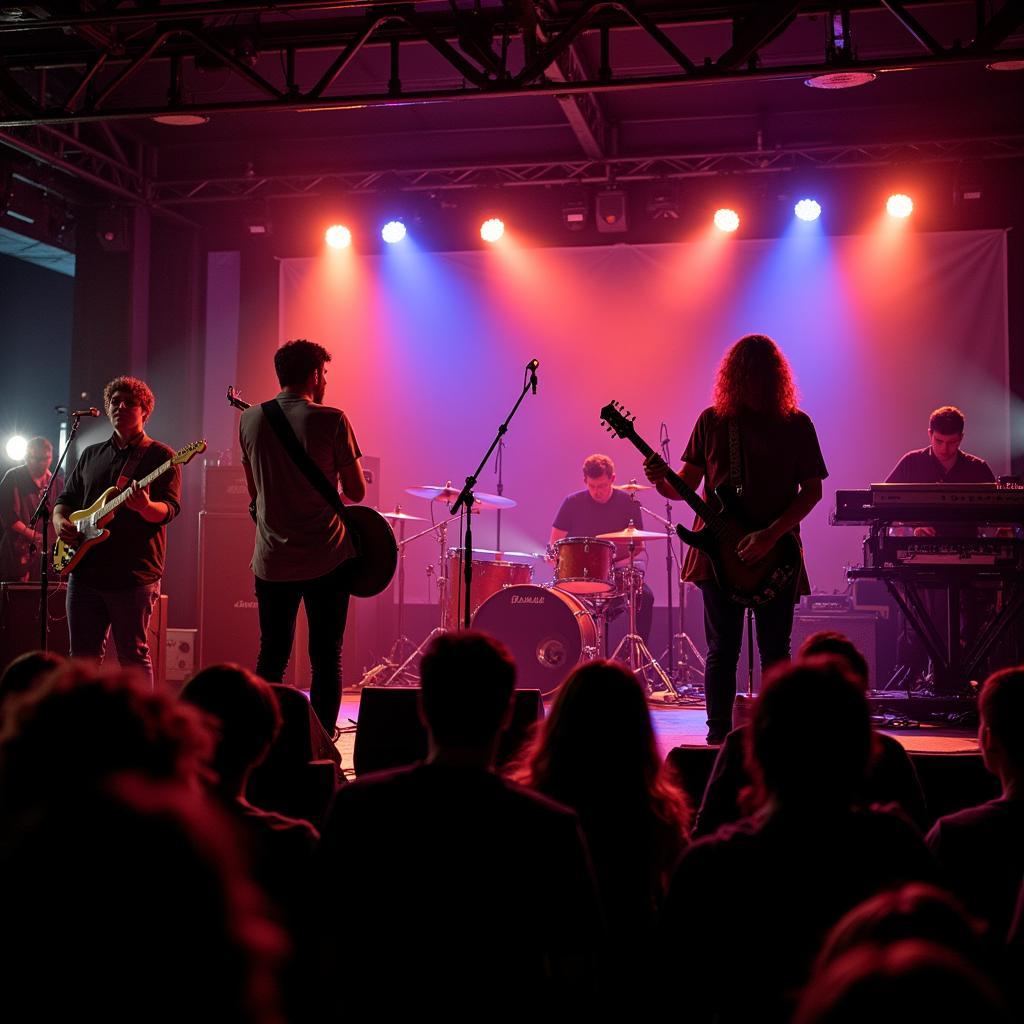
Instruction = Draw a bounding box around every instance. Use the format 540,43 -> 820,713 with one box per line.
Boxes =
1,0 -> 1023,213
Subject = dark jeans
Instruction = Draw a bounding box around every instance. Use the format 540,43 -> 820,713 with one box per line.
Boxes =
66,576 -> 161,687
255,560 -> 354,733
700,581 -> 796,739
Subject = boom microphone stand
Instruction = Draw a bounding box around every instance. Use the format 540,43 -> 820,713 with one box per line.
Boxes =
29,410 -> 87,651
450,359 -> 539,628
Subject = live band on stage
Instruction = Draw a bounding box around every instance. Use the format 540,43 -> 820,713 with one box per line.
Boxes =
5,336 -> 1023,742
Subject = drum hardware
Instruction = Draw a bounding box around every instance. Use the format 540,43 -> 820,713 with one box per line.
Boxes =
596,521 -> 675,698
637,500 -> 706,695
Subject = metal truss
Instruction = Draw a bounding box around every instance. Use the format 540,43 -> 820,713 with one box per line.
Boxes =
151,135 -> 1024,203
0,1 -> 1021,128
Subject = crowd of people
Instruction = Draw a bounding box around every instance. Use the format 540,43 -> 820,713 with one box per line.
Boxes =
0,632 -> 1022,1022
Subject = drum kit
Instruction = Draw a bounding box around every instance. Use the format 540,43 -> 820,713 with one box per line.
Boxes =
369,478 -> 698,700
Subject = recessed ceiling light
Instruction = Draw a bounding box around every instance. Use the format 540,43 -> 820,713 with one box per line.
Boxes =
986,59 -> 1024,72
804,71 -> 877,90
150,113 -> 210,126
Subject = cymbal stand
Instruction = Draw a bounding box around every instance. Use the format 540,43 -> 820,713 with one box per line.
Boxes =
377,515 -> 453,687
638,501 -> 706,695
609,534 -> 674,696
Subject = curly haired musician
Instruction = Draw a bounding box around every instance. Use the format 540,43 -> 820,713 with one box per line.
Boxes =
644,334 -> 828,744
53,377 -> 181,686
239,339 -> 366,736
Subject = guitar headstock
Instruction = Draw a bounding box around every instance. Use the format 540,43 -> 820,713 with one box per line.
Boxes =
226,386 -> 250,412
172,440 -> 207,465
600,401 -> 637,441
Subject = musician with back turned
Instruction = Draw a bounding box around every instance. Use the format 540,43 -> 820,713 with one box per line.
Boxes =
52,377 -> 181,687
239,339 -> 366,737
643,334 -> 828,745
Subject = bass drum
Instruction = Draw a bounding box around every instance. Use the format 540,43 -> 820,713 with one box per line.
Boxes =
471,584 -> 597,695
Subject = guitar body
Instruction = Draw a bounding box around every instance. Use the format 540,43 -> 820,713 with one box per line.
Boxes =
677,486 -> 802,606
344,505 -> 399,598
52,486 -> 120,576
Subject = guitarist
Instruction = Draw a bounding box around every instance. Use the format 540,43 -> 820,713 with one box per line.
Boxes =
52,377 -> 181,687
643,334 -> 828,745
239,339 -> 366,736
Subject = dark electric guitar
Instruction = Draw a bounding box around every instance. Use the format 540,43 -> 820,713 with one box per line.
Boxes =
227,387 -> 397,598
52,440 -> 207,576
600,401 -> 801,606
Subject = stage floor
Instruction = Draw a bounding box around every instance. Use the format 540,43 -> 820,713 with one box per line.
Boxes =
334,692 -> 980,777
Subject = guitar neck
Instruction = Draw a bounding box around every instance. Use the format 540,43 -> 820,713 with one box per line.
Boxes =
96,460 -> 173,519
623,432 -> 717,524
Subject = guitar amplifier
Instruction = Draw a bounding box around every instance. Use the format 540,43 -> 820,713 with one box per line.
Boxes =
202,464 -> 249,513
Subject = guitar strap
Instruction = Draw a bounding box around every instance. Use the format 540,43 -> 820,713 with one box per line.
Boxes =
259,400 -> 357,548
727,418 -> 744,497
116,439 -> 151,491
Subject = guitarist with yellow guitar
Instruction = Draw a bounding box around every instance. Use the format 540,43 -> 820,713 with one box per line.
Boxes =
52,376 -> 201,688
635,334 -> 828,745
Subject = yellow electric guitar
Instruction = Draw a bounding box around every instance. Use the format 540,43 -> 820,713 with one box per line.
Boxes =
52,440 -> 207,576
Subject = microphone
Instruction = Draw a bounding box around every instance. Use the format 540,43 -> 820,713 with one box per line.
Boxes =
72,407 -> 100,417
527,358 -> 539,396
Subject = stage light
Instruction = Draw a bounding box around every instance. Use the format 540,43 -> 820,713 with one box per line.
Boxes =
714,208 -> 740,233
325,224 -> 352,249
886,194 -> 914,219
480,218 -> 505,243
5,435 -> 27,462
381,220 -> 407,244
794,198 -> 822,222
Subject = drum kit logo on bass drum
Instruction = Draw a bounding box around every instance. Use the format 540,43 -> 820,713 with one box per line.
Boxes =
372,480 -> 677,696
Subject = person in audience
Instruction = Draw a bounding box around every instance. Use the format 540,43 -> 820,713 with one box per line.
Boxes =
659,657 -> 935,1023
793,941 -> 1011,1024
0,773 -> 286,1024
315,631 -> 604,1015
517,660 -> 690,990
180,664 -> 320,1024
0,649 -> 64,714
0,662 -> 211,816
927,666 -> 1024,940
695,631 -> 927,836
815,883 -> 991,976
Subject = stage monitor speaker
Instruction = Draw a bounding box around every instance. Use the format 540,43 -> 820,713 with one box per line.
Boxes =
0,584 -> 166,686
353,686 -> 543,777
737,611 -> 880,692
198,512 -> 302,685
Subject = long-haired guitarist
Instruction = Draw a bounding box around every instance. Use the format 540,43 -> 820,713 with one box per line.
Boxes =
643,334 -> 828,745
238,339 -> 366,736
52,376 -> 181,687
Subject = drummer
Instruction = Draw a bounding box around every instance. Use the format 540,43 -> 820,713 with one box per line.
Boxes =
549,453 -> 654,644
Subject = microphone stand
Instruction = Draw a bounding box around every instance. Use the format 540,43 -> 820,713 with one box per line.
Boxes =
28,411 -> 85,651
451,360 -> 538,628
659,423 -> 674,675
494,435 -> 505,552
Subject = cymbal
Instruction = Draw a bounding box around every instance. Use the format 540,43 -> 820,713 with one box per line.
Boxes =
466,548 -> 543,560
405,484 -> 517,510
596,525 -> 668,541
614,480 -> 652,493
380,510 -> 425,522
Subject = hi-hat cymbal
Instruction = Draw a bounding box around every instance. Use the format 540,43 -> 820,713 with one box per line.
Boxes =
615,479 -> 652,493
380,510 -> 425,522
405,484 -> 517,510
596,525 -> 668,541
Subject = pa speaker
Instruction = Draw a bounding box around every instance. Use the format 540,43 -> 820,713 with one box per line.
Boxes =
353,686 -> 543,777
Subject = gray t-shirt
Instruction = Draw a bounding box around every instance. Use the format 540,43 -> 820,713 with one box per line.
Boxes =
239,392 -> 362,582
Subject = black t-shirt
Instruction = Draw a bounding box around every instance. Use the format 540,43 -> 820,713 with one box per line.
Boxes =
680,407 -> 828,590
56,435 -> 181,588
553,488 -> 644,537
887,446 -> 995,484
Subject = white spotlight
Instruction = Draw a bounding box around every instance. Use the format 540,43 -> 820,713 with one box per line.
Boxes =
325,224 -> 352,249
886,194 -> 914,219
5,435 -> 28,462
794,198 -> 822,222
480,218 -> 505,243
713,208 -> 740,233
381,220 -> 407,244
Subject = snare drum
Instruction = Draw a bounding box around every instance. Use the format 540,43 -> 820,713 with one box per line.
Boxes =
471,584 -> 598,694
552,537 -> 616,594
446,550 -> 533,628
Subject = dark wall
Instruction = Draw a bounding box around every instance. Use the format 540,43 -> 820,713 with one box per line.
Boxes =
0,252 -> 73,457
